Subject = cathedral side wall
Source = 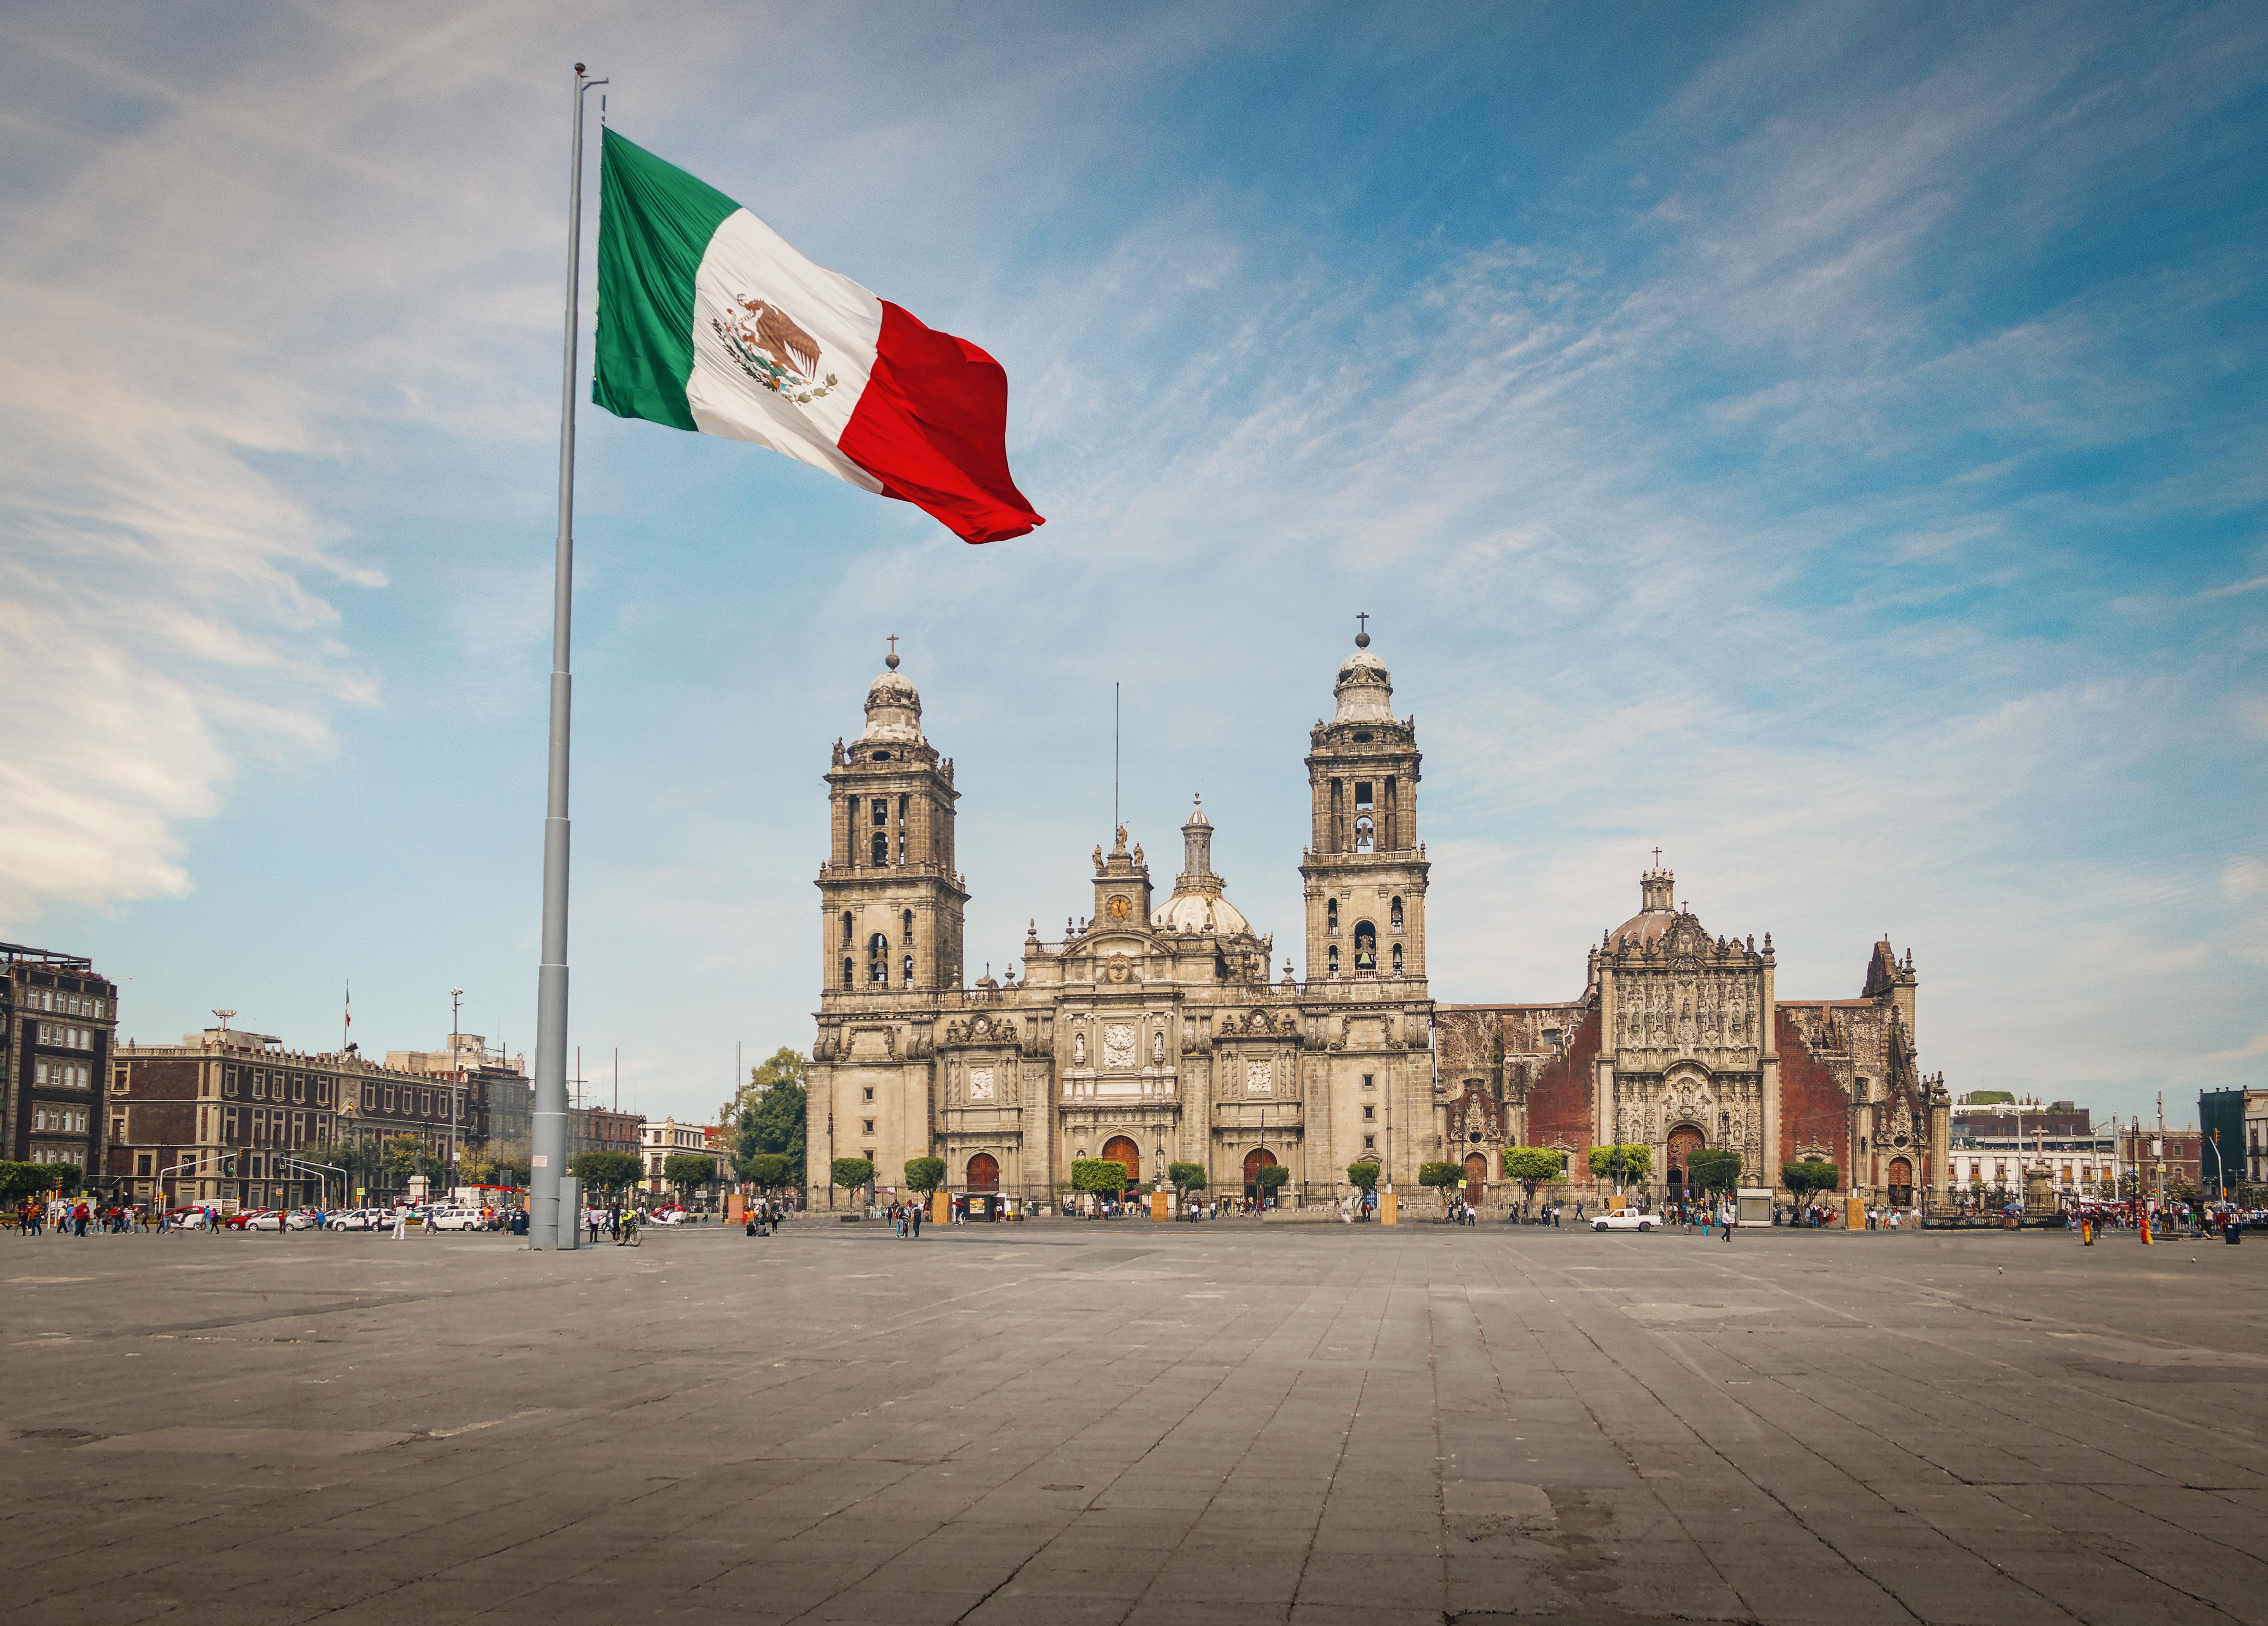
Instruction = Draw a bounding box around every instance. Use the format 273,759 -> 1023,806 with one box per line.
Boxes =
1776,1010 -> 1853,1176
1527,1008 -> 1602,1162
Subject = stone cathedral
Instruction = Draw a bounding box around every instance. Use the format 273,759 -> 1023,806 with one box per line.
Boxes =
804,629 -> 1951,1212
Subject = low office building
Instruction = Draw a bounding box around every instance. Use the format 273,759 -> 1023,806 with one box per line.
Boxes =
577,1105 -> 643,1158
2115,1119 -> 2202,1197
3,942 -> 118,1186
640,1117 -> 720,1195
113,1026 -> 467,1210
1948,1101 -> 2117,1199
388,1034 -> 531,1167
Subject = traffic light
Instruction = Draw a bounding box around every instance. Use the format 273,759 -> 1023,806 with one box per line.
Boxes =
222,1155 -> 237,1177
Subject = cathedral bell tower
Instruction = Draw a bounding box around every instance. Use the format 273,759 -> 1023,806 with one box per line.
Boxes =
1301,621 -> 1428,983
817,642 -> 967,1000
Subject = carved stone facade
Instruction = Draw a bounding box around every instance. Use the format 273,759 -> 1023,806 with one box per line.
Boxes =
1439,873 -> 1951,1208
804,631 -> 1433,1208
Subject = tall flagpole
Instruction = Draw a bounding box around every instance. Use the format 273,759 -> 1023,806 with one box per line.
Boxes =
532,62 -> 606,1249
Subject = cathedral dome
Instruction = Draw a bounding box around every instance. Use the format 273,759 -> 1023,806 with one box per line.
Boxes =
1153,791 -> 1251,936
1153,889 -> 1251,937
1609,864 -> 1680,949
858,648 -> 926,745
1332,632 -> 1394,725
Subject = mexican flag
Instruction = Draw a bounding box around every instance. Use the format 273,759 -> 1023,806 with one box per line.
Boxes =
592,130 -> 1044,544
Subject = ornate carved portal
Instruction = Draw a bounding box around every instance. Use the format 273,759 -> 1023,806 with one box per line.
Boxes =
1666,1125 -> 1704,1195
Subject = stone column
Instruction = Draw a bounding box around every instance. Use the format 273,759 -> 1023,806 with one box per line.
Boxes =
1928,1085 -> 1951,1213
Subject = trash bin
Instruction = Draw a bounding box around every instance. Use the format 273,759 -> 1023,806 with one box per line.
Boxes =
2227,1224 -> 2242,1246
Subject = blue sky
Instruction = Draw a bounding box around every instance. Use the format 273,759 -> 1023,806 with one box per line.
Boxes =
2,1 -> 2263,1128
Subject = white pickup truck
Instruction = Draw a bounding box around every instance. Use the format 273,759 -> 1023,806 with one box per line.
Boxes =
1591,1207 -> 1658,1232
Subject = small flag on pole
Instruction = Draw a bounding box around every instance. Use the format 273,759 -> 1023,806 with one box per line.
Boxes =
592,130 -> 1043,544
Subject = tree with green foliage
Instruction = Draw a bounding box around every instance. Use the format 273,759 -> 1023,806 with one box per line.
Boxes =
662,1152 -> 719,1197
1782,1159 -> 1840,1213
1419,1161 -> 1461,1211
735,1051 -> 808,1187
1686,1147 -> 1743,1198
1588,1143 -> 1653,1193
1254,1165 -> 1290,1205
1345,1162 -> 1380,1193
1167,1161 -> 1207,1197
744,1152 -> 790,1192
379,1134 -> 436,1190
1071,1158 -> 1127,1197
830,1157 -> 876,1206
903,1157 -> 946,1194
0,1161 -> 69,1204
720,1046 -> 809,1138
1501,1146 -> 1566,1207
569,1150 -> 643,1199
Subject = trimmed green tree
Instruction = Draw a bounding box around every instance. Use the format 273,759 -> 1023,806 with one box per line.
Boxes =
1686,1147 -> 1743,1199
569,1150 -> 643,1199
1254,1165 -> 1290,1205
1502,1146 -> 1565,1208
1419,1161 -> 1462,1212
1588,1143 -> 1653,1193
1782,1159 -> 1840,1212
743,1152 -> 790,1192
1071,1158 -> 1128,1197
1167,1161 -> 1207,1198
831,1157 -> 877,1206
903,1156 -> 946,1195
662,1152 -> 719,1199
1346,1162 -> 1381,1193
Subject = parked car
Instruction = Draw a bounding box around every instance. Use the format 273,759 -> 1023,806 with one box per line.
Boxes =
327,1209 -> 379,1231
242,1209 -> 317,1231
1591,1207 -> 1658,1232
426,1206 -> 487,1232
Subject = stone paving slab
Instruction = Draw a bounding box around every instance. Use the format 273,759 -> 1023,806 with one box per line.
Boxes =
3,1218 -> 2265,1624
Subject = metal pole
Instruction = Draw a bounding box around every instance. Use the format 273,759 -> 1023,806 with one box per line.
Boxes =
532,63 -> 606,1249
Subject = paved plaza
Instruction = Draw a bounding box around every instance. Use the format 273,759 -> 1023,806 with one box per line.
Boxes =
4,1217 -> 2265,1626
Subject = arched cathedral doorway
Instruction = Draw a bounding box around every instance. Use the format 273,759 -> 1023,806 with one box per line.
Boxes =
1667,1125 -> 1705,1199
1102,1136 -> 1141,1185
1462,1152 -> 1488,1206
1887,1157 -> 1913,1210
965,1153 -> 999,1191
1243,1146 -> 1277,1202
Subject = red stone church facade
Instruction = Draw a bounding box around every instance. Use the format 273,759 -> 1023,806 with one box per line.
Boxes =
1438,869 -> 1950,1210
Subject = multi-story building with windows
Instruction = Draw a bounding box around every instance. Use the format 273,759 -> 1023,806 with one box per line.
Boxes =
2199,1087 -> 2265,1197
1946,1101 -> 2117,1199
640,1117 -> 720,1194
3,942 -> 118,1185
112,1026 -> 467,1209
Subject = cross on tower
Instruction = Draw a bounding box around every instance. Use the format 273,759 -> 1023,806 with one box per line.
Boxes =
1652,846 -> 1662,867
1357,612 -> 1368,637
885,633 -> 900,671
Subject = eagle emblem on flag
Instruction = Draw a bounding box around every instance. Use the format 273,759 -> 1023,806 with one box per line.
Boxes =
712,295 -> 839,405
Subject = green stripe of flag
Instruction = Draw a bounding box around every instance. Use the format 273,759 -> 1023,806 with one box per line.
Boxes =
592,129 -> 742,432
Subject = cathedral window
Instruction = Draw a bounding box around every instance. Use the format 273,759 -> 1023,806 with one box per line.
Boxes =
1391,942 -> 1404,974
1363,1074 -> 1374,1088
869,933 -> 890,983
863,1087 -> 874,1101
1353,920 -> 1377,971
903,909 -> 915,946
842,958 -> 854,989
1390,897 -> 1403,932
841,911 -> 853,946
1355,781 -> 1373,809
1328,944 -> 1340,975
904,955 -> 915,986
1326,898 -> 1339,934
1215,950 -> 1229,981
1363,1104 -> 1374,1120
872,797 -> 888,827
1355,816 -> 1374,852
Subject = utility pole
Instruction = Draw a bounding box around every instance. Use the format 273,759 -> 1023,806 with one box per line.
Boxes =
449,986 -> 465,1183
